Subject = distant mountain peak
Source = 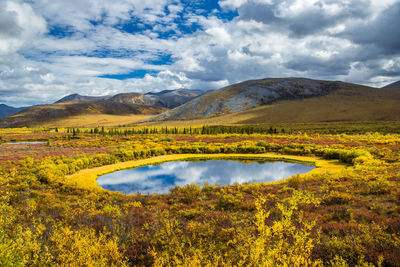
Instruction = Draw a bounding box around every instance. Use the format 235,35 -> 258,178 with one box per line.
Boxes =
0,104 -> 25,119
145,90 -> 174,96
382,80 -> 400,89
0,88 -> 208,127
55,93 -> 111,103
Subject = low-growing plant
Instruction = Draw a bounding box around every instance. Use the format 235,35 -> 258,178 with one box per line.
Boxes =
323,191 -> 353,205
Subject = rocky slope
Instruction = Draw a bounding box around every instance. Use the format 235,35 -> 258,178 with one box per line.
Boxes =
0,89 -> 206,128
151,78 -> 342,121
108,89 -> 206,109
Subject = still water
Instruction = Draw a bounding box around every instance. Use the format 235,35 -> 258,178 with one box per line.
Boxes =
2,141 -> 46,145
97,159 -> 315,194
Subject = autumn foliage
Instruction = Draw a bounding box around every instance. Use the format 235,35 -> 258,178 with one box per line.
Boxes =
0,126 -> 399,266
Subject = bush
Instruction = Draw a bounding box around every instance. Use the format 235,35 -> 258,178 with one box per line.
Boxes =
323,191 -> 352,205
216,191 -> 243,210
365,177 -> 389,195
331,207 -> 352,222
256,140 -> 267,147
287,174 -> 303,189
170,184 -> 202,204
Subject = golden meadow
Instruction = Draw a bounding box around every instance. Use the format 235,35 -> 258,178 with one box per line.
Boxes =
0,122 -> 399,266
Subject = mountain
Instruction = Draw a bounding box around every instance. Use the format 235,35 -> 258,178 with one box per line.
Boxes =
4,79 -> 399,128
147,89 -> 209,108
382,80 -> 400,88
0,100 -> 167,128
55,93 -> 111,103
150,78 -> 400,123
55,89 -> 205,108
109,89 -> 206,109
0,89 -> 206,128
0,104 -> 25,119
152,78 -> 341,121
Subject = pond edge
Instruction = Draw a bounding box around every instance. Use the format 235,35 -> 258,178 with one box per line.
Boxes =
66,153 -> 346,191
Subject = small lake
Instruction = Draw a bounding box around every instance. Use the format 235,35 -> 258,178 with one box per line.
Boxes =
2,141 -> 46,145
97,159 -> 315,194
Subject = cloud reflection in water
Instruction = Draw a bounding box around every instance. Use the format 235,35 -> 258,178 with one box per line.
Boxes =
97,160 -> 315,194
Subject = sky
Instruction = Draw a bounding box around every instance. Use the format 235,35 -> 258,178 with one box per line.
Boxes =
0,0 -> 399,107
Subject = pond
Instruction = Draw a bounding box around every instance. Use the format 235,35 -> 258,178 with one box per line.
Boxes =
2,141 -> 46,145
97,159 -> 315,194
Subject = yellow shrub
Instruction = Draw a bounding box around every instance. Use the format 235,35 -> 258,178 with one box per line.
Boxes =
50,225 -> 127,266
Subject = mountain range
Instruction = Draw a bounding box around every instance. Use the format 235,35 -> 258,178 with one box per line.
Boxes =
0,89 -> 206,128
150,78 -> 400,123
0,78 -> 399,127
152,78 -> 340,121
0,104 -> 25,119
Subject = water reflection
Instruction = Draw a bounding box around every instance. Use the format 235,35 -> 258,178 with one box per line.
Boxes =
2,141 -> 46,145
97,160 -> 315,194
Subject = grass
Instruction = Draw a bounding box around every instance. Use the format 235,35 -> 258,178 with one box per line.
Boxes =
67,153 -> 346,190
37,114 -> 152,128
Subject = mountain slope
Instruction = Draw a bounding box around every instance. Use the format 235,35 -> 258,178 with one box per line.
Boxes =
194,87 -> 400,124
0,104 -> 25,119
110,89 -> 206,108
0,100 -> 167,128
55,93 -> 111,103
383,80 -> 400,88
150,78 -> 400,123
152,78 -> 341,121
0,89 -> 206,128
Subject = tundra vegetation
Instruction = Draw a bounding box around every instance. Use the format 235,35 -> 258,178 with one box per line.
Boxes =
0,122 -> 399,266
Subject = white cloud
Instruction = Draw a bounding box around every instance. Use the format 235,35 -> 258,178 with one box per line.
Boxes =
0,1 -> 46,55
0,0 -> 400,107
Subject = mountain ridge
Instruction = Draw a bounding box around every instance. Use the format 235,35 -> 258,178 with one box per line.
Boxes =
2,78 -> 400,128
0,104 -> 25,119
149,77 -> 400,123
0,88 -> 207,128
55,93 -> 111,103
55,89 -> 205,109
152,78 -> 342,121
383,80 -> 400,89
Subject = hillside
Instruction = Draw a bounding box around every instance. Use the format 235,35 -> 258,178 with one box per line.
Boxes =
0,100 -> 166,128
55,93 -> 111,103
383,80 -> 400,88
151,78 -> 341,121
56,89 -> 205,109
0,104 -> 25,118
110,89 -> 206,108
149,78 -> 400,123
0,89 -> 206,128
37,114 -> 152,128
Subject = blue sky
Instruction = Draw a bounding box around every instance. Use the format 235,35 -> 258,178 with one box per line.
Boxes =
0,0 -> 400,106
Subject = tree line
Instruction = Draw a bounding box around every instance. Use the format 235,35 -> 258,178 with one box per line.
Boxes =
66,125 -> 287,136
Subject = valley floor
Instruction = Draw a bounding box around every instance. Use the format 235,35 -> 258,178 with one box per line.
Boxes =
0,124 -> 399,266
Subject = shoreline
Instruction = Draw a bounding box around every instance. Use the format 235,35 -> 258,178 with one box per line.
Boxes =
66,153 -> 346,191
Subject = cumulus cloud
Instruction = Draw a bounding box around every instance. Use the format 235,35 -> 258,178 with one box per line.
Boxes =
0,1 -> 46,54
342,1 -> 400,54
0,0 -> 399,106
231,0 -> 371,37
